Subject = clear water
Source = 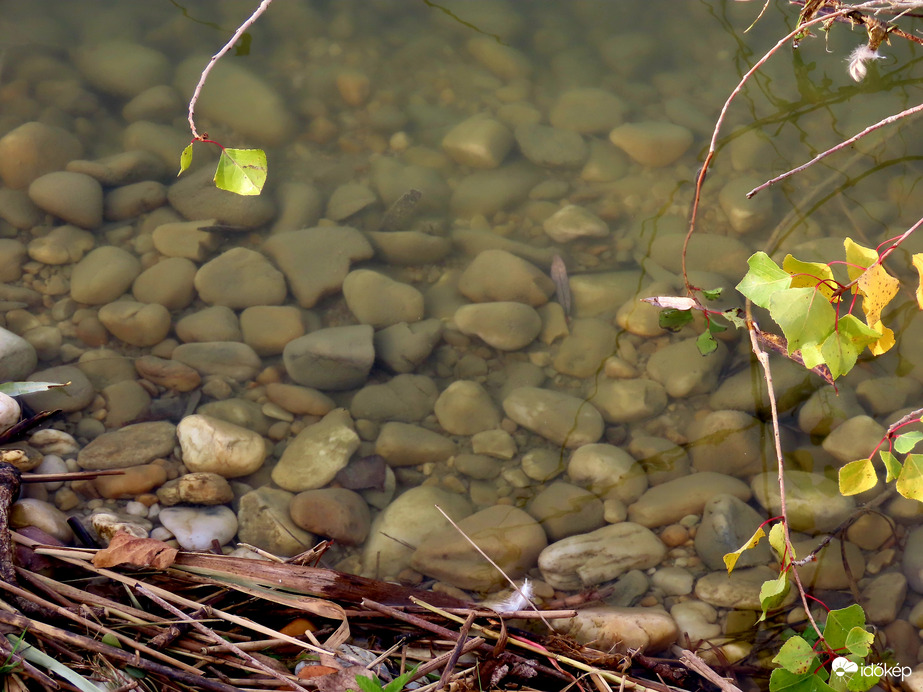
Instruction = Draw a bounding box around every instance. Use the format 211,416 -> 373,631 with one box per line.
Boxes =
2,0 -> 923,679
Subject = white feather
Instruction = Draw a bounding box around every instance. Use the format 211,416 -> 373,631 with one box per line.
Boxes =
488,579 -> 535,614
847,44 -> 884,82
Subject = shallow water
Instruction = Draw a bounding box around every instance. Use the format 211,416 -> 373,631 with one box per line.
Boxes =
1,0 -> 923,682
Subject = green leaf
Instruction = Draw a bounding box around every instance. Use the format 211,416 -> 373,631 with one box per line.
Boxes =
783,255 -> 837,301
894,431 -> 923,455
723,526 -> 766,574
101,632 -> 121,648
702,287 -> 723,300
759,572 -> 790,622
737,252 -> 792,309
354,676 -> 384,692
178,143 -> 193,177
822,605 -> 866,654
800,342 -> 825,370
768,286 -> 836,354
880,450 -> 902,482
382,666 -> 419,692
696,329 -> 718,355
896,454 -> 923,501
838,459 -> 877,496
773,636 -> 818,674
770,668 -> 835,692
0,381 -> 69,397
819,315 -> 882,380
769,522 -> 790,562
722,307 -> 747,329
844,626 -> 874,658
214,148 -> 267,196
659,308 -> 694,331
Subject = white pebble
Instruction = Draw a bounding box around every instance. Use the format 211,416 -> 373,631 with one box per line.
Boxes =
125,501 -> 148,516
150,526 -> 173,542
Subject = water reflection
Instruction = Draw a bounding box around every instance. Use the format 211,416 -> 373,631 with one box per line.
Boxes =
0,0 -> 922,679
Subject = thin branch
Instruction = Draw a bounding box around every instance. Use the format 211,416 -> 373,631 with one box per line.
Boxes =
187,0 -> 275,140
747,101 -> 923,198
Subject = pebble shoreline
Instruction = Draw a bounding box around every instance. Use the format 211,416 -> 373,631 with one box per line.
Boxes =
0,1 -> 921,664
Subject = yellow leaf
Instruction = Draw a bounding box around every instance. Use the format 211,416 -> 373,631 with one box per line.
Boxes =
723,526 -> 766,574
783,254 -> 836,301
844,237 -> 878,282
913,253 -> 923,309
857,264 -> 899,331
868,321 -> 895,356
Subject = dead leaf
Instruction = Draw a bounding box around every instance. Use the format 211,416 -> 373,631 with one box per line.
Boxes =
92,531 -> 178,569
314,666 -> 374,692
640,296 -> 699,310
297,665 -> 341,679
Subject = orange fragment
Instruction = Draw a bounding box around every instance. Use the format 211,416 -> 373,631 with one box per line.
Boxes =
297,665 -> 339,679
279,617 -> 317,637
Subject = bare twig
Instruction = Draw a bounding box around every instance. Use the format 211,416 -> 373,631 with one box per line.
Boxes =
675,647 -> 743,692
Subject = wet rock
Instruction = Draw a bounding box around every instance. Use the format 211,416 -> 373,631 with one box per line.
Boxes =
335,68 -> 371,107
434,380 -> 500,435
861,572 -> 906,625
10,499 -> 74,543
157,472 -> 233,506
751,470 -> 854,533
132,257 -> 197,310
350,374 -> 438,423
283,325 -> 374,390
68,150 -> 167,186
23,365 -> 94,413
28,430 -> 79,457
821,415 -> 886,465
240,306 -> 305,356
514,123 -> 588,169
502,386 -> 603,448
695,494 -> 772,571
74,39 -> 170,98
412,505 -> 546,591
457,249 -> 554,307
652,566 -> 695,596
172,342 -> 261,382
522,448 -> 566,482
175,56 -> 294,146
93,463 -> 167,499
98,300 -> 171,346
90,510 -> 151,544
719,175 -> 773,234
77,421 -> 176,470
370,157 -> 450,216
364,231 -> 451,266
793,537 -> 864,590
0,121 -> 83,189
550,88 -> 626,134
455,454 -> 501,480
263,227 -> 373,308
454,302 -> 541,350
538,523 -> 666,590
0,240 -> 25,282
543,204 -> 609,243
0,189 -> 42,230
567,270 -> 644,318
29,171 -> 103,229
375,422 -> 455,467
290,488 -> 370,545
102,380 -> 152,428
466,36 -> 532,80
441,115 -> 513,169
709,357 -> 815,415
581,139 -> 629,182
342,270 -> 424,328
271,409 -> 359,492
646,337 -> 727,398
362,486 -> 472,580
856,376 -> 921,416
104,180 -> 166,221
568,443 -> 648,504
472,429 -> 516,459
904,526 -> 923,593
374,320 -> 444,373
609,121 -> 693,167
70,246 -> 141,304
177,414 -> 266,478
159,505 -> 238,551
628,472 -> 751,528
195,248 -> 287,308
135,355 -> 201,392
176,306 -> 241,343
527,481 -> 605,541
265,383 -> 335,417
197,399 -> 272,436
450,161 -> 542,218
797,385 -> 865,436
0,328 -> 37,381
556,607 -> 677,654
168,166 -> 275,227
671,601 -> 721,642
554,321 -> 618,378
326,183 -> 377,221
689,410 -> 768,477
696,566 -> 795,610
272,181 -> 323,233
589,379 -> 667,424
237,486 -> 314,557
151,219 -> 219,260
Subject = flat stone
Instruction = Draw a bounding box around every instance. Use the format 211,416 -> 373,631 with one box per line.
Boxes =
132,257 -> 197,310
454,302 -> 541,350
263,227 -> 373,308
442,115 -> 513,169
695,494 -> 772,571
364,231 -> 451,266
237,486 -> 314,557
628,472 -> 752,528
151,219 -> 220,260
434,380 -> 500,435
375,422 -> 455,467
719,175 -> 774,234
74,39 -> 170,98
821,415 -> 886,465
283,325 -> 374,391
696,566 -> 796,610
168,166 -> 275,227
194,248 -> 286,308
240,306 -> 305,356
568,443 -> 648,504
350,374 -> 438,423
104,181 -> 166,221
553,319 -> 618,378
134,355 -> 201,392
466,36 -> 532,80
67,150 -> 166,186
527,481 -> 605,542
176,306 -> 241,343
503,386 -> 603,448
514,122 -> 588,169
93,463 -> 167,499
172,342 -> 261,382
290,488 -> 370,546
271,409 -> 359,492
688,410 -> 768,477
326,183 -> 377,221
29,171 -> 103,229
0,328 -> 37,381
374,320 -> 444,373
77,421 -> 176,470
70,246 -> 141,305
457,249 -> 554,307
0,122 -> 83,189
98,300 -> 171,346
177,414 -> 267,478
751,470 -> 854,533
342,269 -> 424,328
550,88 -> 626,134
450,161 -> 542,218
265,383 -> 335,417
589,378 -> 667,424
23,365 -> 94,413
159,505 -> 238,552
903,526 -> 923,593
543,204 -> 609,243
609,121 -> 693,167
412,505 -> 546,591
539,523 -> 666,590
646,337 -> 727,398
157,473 -> 233,506
556,606 -> 677,654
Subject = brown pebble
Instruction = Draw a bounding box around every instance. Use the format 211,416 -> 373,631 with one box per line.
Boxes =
660,524 -> 689,547
639,595 -> 659,607
76,315 -> 108,347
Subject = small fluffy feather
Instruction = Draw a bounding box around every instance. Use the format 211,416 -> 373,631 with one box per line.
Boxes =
847,44 -> 884,82
488,579 -> 534,614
